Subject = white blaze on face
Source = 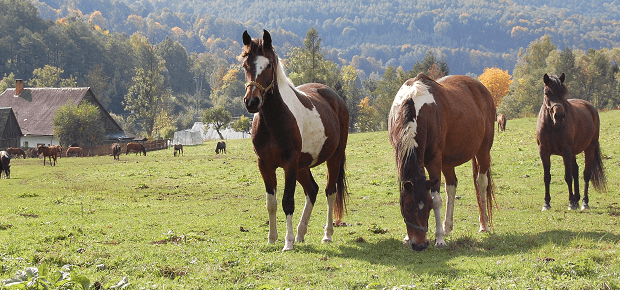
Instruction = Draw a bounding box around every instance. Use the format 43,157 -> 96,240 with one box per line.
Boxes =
277,61 -> 327,166
254,56 -> 270,79
389,80 -> 435,149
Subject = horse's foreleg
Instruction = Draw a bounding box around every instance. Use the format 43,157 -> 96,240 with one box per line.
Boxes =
258,161 -> 278,245
441,168 -> 458,237
562,153 -> 577,210
295,169 -> 318,243
572,158 -> 581,209
540,149 -> 552,211
281,165 -> 298,251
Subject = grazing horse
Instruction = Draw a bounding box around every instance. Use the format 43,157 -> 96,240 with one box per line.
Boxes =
215,141 -> 226,154
37,145 -> 57,166
66,146 -> 83,157
111,143 -> 121,160
126,142 -> 146,156
241,30 -> 349,251
52,145 -> 63,158
388,73 -> 496,251
0,151 -> 10,178
174,144 -> 183,157
6,147 -> 26,159
497,113 -> 507,132
536,73 -> 606,211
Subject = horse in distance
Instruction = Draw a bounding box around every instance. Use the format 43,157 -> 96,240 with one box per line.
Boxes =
126,142 -> 146,156
388,73 -> 496,251
0,151 -> 10,178
6,147 -> 26,159
497,113 -> 507,132
536,73 -> 606,211
215,141 -> 226,154
112,143 -> 121,160
241,29 -> 349,251
37,145 -> 58,166
174,144 -> 183,156
66,146 -> 83,157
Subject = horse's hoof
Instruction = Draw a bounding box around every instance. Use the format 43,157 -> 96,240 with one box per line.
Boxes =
295,236 -> 304,243
542,204 -> 551,211
282,242 -> 294,252
435,239 -> 447,248
321,236 -> 332,243
568,204 -> 579,210
581,203 -> 590,210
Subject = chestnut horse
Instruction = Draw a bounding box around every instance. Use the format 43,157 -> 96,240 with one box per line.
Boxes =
126,142 -> 146,156
6,147 -> 26,159
497,113 -> 507,132
388,73 -> 496,251
174,144 -> 183,157
536,73 -> 606,211
66,146 -> 83,157
241,30 -> 349,251
37,145 -> 57,166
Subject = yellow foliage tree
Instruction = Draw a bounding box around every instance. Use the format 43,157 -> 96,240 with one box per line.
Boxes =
479,67 -> 513,107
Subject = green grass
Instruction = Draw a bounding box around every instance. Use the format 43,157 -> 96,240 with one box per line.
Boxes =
1,111 -> 620,289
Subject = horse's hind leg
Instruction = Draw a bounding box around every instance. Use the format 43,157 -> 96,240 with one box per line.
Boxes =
473,156 -> 491,232
295,168 -> 319,243
322,155 -> 344,243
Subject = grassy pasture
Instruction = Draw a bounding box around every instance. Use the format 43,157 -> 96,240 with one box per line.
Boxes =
1,111 -> 619,289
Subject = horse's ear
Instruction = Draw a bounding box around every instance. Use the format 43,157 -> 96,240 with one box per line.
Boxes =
263,29 -> 272,49
543,73 -> 550,85
425,179 -> 439,190
242,30 -> 252,46
559,73 -> 565,83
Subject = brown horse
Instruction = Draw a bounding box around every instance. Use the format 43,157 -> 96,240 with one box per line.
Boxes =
215,141 -> 226,154
111,143 -> 121,160
174,144 -> 183,156
37,145 -> 57,166
6,147 -> 26,159
388,73 -> 496,251
52,145 -> 62,158
241,30 -> 349,251
66,146 -> 83,157
536,73 -> 606,211
126,142 -> 146,156
497,113 -> 507,132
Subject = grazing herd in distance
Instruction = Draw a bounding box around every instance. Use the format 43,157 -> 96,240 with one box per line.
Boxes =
0,140 -> 228,179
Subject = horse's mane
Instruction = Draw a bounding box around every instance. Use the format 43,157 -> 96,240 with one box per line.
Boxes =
275,58 -> 304,95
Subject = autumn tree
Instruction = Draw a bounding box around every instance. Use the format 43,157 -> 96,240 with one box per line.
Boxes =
53,102 -> 105,147
203,106 -> 232,140
231,115 -> 252,137
478,67 -> 512,107
356,97 -> 378,132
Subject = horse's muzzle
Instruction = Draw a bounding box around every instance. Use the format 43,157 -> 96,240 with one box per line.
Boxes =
410,240 -> 430,251
244,95 -> 262,113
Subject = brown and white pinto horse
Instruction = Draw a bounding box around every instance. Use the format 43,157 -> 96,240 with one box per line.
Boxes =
37,145 -> 58,166
388,73 -> 496,251
536,73 -> 606,211
0,151 -> 10,178
241,30 -> 349,251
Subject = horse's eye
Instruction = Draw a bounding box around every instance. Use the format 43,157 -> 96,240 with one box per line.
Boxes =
266,63 -> 272,69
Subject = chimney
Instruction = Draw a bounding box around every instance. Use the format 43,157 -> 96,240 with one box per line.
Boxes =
15,79 -> 24,96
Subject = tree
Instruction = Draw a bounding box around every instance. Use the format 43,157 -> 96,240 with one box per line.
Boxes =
151,109 -> 177,140
29,65 -> 77,87
156,36 -> 193,93
203,106 -> 232,140
286,27 -> 341,88
86,64 -> 112,108
231,115 -> 252,137
340,65 -> 361,132
356,97 -> 378,132
478,67 -> 512,108
124,37 -> 168,138
53,102 -> 105,147
0,73 -> 16,93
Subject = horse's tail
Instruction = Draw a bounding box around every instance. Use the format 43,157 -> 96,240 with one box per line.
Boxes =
333,154 -> 348,221
591,142 -> 607,192
472,157 -> 495,228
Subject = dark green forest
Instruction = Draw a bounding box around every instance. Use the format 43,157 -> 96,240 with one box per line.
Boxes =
1,0 -> 620,138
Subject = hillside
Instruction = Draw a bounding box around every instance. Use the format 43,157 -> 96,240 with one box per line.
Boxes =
27,0 -> 620,76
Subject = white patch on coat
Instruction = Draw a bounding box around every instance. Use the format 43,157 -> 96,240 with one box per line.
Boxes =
389,80 -> 435,150
418,201 -> 425,210
275,59 -> 327,166
254,56 -> 270,79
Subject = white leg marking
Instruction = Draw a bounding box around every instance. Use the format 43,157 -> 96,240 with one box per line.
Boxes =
322,193 -> 336,243
431,191 -> 446,247
283,214 -> 294,251
476,171 -> 489,232
444,184 -> 456,235
296,195 -> 314,242
266,192 -> 278,244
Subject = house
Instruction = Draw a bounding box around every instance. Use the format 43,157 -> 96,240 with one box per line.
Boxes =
0,107 -> 22,149
0,79 -> 126,148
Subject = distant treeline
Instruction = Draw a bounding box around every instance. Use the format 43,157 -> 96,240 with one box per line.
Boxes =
26,0 -> 620,76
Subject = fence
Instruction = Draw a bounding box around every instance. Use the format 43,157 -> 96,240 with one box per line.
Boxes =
68,140 -> 170,157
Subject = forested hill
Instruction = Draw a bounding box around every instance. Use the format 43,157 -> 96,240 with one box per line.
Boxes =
28,0 -> 620,75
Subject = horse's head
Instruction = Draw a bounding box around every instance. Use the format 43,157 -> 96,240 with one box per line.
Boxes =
400,176 -> 438,251
240,29 -> 278,113
543,73 -> 568,125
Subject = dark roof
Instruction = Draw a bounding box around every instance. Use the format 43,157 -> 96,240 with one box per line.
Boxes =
0,87 -> 121,136
0,107 -> 22,136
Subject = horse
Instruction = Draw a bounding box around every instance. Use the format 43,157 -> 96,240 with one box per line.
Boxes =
6,147 -> 26,159
241,30 -> 349,251
66,146 -> 83,157
174,144 -> 183,156
388,73 -> 496,251
497,113 -> 507,132
0,151 -> 10,178
536,73 -> 607,211
215,141 -> 226,154
37,145 -> 57,166
52,145 -> 63,158
112,143 -> 121,160
126,142 -> 146,156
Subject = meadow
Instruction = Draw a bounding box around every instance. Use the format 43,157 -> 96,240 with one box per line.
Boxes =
0,111 -> 619,289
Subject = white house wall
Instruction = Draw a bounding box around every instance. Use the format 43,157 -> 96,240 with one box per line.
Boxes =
21,136 -> 60,148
